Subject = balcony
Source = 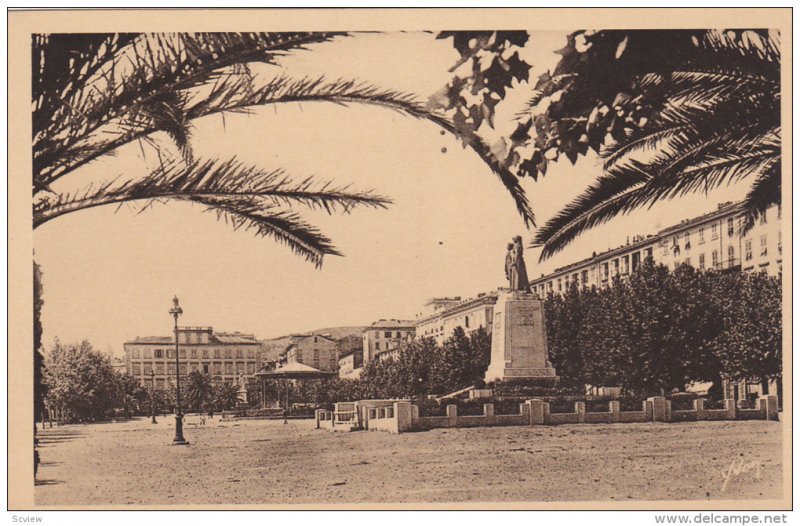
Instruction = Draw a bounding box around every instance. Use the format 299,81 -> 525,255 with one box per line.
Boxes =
721,258 -> 741,272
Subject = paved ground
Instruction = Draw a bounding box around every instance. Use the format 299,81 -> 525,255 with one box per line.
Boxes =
34,414 -> 783,506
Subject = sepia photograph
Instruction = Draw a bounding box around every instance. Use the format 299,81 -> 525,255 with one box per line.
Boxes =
7,7 -> 792,514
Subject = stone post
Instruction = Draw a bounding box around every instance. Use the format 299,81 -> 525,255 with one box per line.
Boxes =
574,401 -> 586,424
647,396 -> 667,422
446,404 -> 458,427
527,399 -> 545,425
395,402 -> 413,433
483,403 -> 495,417
519,402 -> 531,422
758,395 -> 779,421
315,409 -> 324,429
693,399 -> 706,421
724,398 -> 736,419
608,401 -> 620,423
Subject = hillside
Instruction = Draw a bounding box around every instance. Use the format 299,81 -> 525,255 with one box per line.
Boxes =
259,326 -> 365,361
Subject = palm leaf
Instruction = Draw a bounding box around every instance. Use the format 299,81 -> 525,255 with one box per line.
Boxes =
34,157 -> 391,267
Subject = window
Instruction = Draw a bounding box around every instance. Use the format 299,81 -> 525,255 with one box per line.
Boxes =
711,223 -> 718,240
632,252 -> 641,271
684,231 -> 690,247
167,349 -> 174,359
778,231 -> 782,255
236,349 -> 243,359
156,379 -> 165,390
778,204 -> 781,219
601,262 -> 609,279
711,250 -> 718,269
225,363 -> 233,374
699,254 -> 705,269
699,227 -> 705,244
247,363 -> 255,374
727,217 -> 735,237
179,349 -> 186,359
213,363 -> 221,375
760,213 -> 767,225
684,258 -> 691,266
296,350 -> 303,361
132,364 -> 141,375
154,363 -> 162,374
202,349 -> 209,359
313,350 -> 320,368
745,240 -> 752,261
168,363 -> 176,374
384,331 -> 392,338
662,238 -> 669,255
203,364 -> 210,374
236,363 -> 244,374
225,349 -> 232,359
214,349 -> 220,359
375,342 -> 380,350
760,235 -> 768,257
248,349 -> 255,359
581,270 -> 588,284
613,259 -> 619,274
131,349 -> 140,359
190,363 -> 198,372
465,315 -> 470,328
190,349 -> 197,359
154,349 -> 163,359
143,349 -> 152,359
548,281 -> 554,292
727,245 -> 735,265
622,255 -> 630,274
572,273 -> 579,283
645,247 -> 653,260
144,363 -> 153,375
179,363 -> 187,374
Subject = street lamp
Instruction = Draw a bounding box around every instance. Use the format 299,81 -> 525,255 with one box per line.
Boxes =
149,370 -> 157,424
170,296 -> 189,445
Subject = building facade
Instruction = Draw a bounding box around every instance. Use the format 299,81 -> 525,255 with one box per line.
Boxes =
123,326 -> 262,389
362,319 -> 415,366
337,334 -> 364,379
415,293 -> 497,345
285,333 -> 338,372
530,202 -> 782,295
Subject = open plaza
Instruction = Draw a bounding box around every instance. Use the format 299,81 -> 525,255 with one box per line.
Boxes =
34,415 -> 782,506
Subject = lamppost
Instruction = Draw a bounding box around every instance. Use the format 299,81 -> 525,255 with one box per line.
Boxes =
170,296 -> 189,445
149,370 -> 157,424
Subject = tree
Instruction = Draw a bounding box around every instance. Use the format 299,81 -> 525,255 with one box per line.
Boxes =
33,32 -> 534,263
213,382 -> 242,411
42,340 -> 119,422
710,271 -> 782,391
435,30 -> 781,258
34,261 -> 46,423
184,371 -> 214,412
522,30 -> 781,258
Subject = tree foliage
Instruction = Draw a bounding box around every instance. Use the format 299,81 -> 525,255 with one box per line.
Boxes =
33,32 -> 536,266
435,30 -> 781,258
43,340 -> 122,422
184,371 -> 215,412
543,260 -> 781,397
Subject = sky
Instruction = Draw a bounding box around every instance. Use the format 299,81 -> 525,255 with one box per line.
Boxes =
34,31 -> 750,356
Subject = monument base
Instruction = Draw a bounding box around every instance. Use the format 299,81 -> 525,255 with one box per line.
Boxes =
484,289 -> 558,384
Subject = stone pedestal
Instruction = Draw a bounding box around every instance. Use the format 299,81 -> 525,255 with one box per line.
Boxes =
484,290 -> 557,383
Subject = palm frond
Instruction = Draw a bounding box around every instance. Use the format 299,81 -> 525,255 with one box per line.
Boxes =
738,157 -> 782,233
34,156 -> 390,265
39,74 -> 535,227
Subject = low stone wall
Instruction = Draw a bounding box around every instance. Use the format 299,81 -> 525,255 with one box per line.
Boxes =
316,395 -> 779,434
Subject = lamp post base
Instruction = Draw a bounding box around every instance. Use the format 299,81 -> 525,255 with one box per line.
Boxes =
172,413 -> 189,445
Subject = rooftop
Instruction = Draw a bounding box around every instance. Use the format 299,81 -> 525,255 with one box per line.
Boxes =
365,319 -> 416,330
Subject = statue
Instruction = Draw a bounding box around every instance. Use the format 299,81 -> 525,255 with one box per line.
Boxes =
508,235 -> 531,293
504,242 -> 514,289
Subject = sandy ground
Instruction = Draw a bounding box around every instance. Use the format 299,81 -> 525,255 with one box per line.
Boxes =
34,414 -> 782,506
